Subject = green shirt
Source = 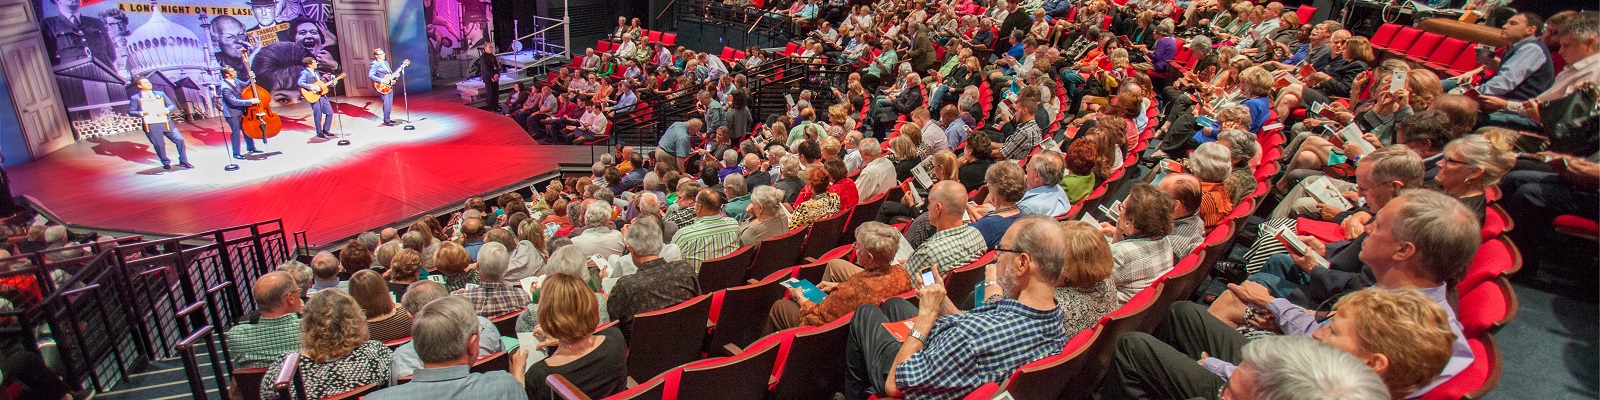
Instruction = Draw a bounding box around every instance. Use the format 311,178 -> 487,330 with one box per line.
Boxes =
225,313 -> 302,369
1060,173 -> 1096,203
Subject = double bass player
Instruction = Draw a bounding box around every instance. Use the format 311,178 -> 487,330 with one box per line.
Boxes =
219,66 -> 262,159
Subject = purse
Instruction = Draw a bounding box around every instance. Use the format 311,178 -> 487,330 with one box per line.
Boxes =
1539,83 -> 1600,157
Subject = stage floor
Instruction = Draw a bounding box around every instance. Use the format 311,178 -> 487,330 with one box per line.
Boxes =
9,90 -> 589,247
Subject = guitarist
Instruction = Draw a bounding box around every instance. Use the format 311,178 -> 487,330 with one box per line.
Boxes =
368,48 -> 398,126
219,66 -> 263,158
297,57 -> 335,138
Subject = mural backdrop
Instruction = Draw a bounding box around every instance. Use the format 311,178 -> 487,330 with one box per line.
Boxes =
424,0 -> 493,81
36,0 -> 344,138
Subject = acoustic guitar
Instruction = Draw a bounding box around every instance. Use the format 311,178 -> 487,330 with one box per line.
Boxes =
300,73 -> 347,103
374,59 -> 411,94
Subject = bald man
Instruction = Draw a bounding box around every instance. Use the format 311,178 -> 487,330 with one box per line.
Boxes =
1158,173 -> 1207,258
225,272 -> 304,369
308,251 -> 344,292
905,181 -> 988,275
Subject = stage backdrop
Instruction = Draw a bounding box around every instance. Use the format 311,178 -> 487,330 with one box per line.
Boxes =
35,0 -> 345,139
423,0 -> 493,82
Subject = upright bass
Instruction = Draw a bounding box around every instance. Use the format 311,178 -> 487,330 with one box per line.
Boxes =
240,41 -> 281,140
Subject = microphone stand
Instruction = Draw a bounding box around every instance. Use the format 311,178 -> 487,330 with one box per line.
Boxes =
402,71 -> 416,130
218,84 -> 240,171
334,87 -> 351,146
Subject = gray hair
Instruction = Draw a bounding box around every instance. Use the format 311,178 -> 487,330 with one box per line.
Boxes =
1187,143 -> 1232,182
1155,18 -> 1174,36
750,186 -> 785,217
1187,35 -> 1213,54
779,154 -> 802,178
275,261 -> 313,294
1389,189 -> 1480,284
400,280 -> 449,315
626,216 -> 665,256
1566,19 -> 1599,43
724,173 -> 748,198
44,226 -> 67,244
310,251 -> 339,279
402,230 -> 429,251
411,296 -> 478,364
1217,129 -> 1258,162
1240,336 -> 1390,400
1011,214 -> 1071,285
742,153 -> 762,171
583,201 -> 612,228
1364,146 -> 1425,188
723,149 -> 740,166
637,192 -> 662,215
859,138 -> 883,157
545,245 -> 590,280
476,242 -> 510,282
356,231 -> 381,250
1030,151 -> 1065,185
600,153 -> 616,166
853,222 -> 900,264
643,172 -> 660,192
591,161 -> 606,177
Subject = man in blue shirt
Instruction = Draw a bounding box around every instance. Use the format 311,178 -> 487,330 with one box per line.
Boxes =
217,66 -> 262,159
366,296 -> 525,400
1016,151 -> 1072,217
1475,13 -> 1554,101
844,214 -> 1068,399
297,57 -> 336,138
656,118 -> 702,172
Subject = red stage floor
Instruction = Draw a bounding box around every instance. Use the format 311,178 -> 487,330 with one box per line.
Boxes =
9,90 -> 581,247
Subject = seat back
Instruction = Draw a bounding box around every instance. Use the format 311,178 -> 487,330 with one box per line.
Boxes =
842,192 -> 890,246
1460,236 -> 1520,293
749,226 -> 809,281
1296,6 -> 1316,24
770,315 -> 853,400
1388,27 -> 1424,55
232,367 -> 269,400
490,308 -> 524,337
1198,224 -> 1234,275
1372,23 -> 1402,48
675,338 -> 784,399
1419,334 -> 1501,400
611,375 -> 668,399
800,210 -> 852,261
942,251 -> 998,310
647,30 -> 663,43
1447,44 -> 1483,75
708,273 -> 791,353
1457,277 -> 1517,338
1407,32 -> 1445,60
699,245 -> 758,293
794,245 -> 852,284
1426,37 -> 1469,67
662,33 -> 678,46
470,351 -> 510,374
721,46 -> 736,59
1141,251 -> 1206,333
1002,326 -> 1102,400
1071,283 -> 1164,400
628,294 -> 714,382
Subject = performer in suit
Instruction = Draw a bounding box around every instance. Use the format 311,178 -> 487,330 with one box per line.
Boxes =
297,57 -> 335,138
368,48 -> 396,126
128,77 -> 190,170
478,41 -> 502,112
219,67 -> 263,159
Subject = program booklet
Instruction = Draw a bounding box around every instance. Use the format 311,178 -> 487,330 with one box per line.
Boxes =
780,278 -> 828,303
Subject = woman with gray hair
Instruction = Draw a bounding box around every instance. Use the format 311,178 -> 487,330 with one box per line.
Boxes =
1186,142 -> 1237,229
764,221 -> 911,334
514,245 -> 611,333
1216,129 -> 1261,205
739,186 -> 793,246
773,154 -> 806,203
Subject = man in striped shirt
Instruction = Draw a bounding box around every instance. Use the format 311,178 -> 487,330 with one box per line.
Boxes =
672,189 -> 741,271
845,215 -> 1068,399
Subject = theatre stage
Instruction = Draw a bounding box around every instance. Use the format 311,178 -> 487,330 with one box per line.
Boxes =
8,90 -> 593,248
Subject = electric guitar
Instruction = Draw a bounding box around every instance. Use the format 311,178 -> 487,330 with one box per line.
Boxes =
300,73 -> 347,103
373,59 -> 411,94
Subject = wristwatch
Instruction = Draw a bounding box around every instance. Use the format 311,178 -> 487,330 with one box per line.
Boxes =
908,329 -> 927,343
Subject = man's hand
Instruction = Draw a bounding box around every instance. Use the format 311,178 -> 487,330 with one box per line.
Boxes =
788,286 -> 809,304
817,281 -> 839,292
1244,308 -> 1281,331
916,283 -> 948,317
1227,281 -> 1274,308
1340,211 -> 1370,239
1524,99 -> 1542,122
1317,203 -> 1344,221
1477,95 -> 1509,112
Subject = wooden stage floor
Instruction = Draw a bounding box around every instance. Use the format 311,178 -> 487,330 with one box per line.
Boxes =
9,90 -> 592,247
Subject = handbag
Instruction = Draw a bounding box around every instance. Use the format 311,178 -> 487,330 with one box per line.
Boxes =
1539,83 -> 1600,157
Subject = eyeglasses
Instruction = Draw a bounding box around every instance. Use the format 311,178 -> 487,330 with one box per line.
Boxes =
1440,156 -> 1472,167
1355,180 -> 1394,193
1311,293 -> 1347,325
994,245 -> 1025,255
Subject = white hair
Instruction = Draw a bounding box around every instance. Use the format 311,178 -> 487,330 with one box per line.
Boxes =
625,216 -> 664,256
853,222 -> 900,263
749,186 -> 785,217
1187,143 -> 1233,182
476,242 -> 510,282
779,154 -> 802,178
43,226 -> 68,244
583,201 -> 612,228
859,138 -> 883,156
1241,336 -> 1390,400
544,245 -> 590,280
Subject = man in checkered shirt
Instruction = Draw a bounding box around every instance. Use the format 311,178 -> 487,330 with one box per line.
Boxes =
450,242 -> 529,317
844,214 -> 1069,399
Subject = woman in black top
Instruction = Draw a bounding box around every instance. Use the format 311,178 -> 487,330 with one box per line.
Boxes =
521,274 -> 627,399
957,131 -> 998,190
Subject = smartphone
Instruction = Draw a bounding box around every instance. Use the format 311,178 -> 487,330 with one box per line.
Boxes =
919,268 -> 937,287
1389,70 -> 1407,92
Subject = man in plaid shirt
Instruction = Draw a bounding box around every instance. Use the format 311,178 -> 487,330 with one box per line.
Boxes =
451,242 -> 529,317
845,214 -> 1069,399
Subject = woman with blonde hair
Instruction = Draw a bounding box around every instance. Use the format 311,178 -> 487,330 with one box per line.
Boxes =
347,269 -> 412,342
1435,134 -> 1516,219
259,290 -> 392,400
1052,221 -> 1119,334
516,274 -> 627,398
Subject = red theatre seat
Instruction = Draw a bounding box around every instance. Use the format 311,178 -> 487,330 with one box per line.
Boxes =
1406,32 -> 1445,61
1371,23 -> 1402,49
1296,6 -> 1316,24
1388,27 -> 1424,55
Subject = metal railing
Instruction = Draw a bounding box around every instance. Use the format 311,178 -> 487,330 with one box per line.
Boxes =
0,220 -> 292,393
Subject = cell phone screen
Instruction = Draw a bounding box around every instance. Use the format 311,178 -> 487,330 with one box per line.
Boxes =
919,269 -> 937,286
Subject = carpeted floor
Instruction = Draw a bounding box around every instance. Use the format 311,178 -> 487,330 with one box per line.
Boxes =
1490,276 -> 1598,400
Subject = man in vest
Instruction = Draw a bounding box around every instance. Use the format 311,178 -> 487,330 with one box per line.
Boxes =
1477,13 -> 1555,102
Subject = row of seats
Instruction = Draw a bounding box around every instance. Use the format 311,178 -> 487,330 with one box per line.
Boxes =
1371,23 -> 1483,76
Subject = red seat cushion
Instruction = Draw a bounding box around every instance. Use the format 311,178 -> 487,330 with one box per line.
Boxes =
1555,214 -> 1599,238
